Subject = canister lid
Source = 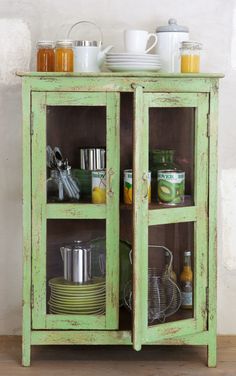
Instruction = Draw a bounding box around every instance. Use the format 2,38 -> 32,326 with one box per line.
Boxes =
156,18 -> 189,33
180,40 -> 202,50
37,40 -> 54,48
63,240 -> 84,250
74,40 -> 101,47
55,39 -> 74,48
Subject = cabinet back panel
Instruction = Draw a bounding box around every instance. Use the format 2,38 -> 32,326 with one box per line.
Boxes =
47,106 -> 106,168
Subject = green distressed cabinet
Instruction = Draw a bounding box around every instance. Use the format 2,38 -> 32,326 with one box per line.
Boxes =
19,72 -> 222,367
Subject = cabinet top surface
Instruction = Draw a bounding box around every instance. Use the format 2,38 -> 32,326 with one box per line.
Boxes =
17,72 -> 224,78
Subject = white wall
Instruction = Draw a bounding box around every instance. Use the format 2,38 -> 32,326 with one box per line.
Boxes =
0,0 -> 235,334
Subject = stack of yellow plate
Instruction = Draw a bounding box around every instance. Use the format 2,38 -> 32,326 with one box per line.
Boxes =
48,277 -> 106,315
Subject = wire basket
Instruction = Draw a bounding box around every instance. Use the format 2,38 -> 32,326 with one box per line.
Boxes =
123,245 -> 181,324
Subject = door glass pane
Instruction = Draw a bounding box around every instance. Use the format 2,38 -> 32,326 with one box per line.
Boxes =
46,106 -> 106,203
149,108 -> 194,208
46,219 -> 106,316
148,222 -> 194,326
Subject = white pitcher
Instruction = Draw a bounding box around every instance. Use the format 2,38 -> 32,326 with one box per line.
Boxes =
67,21 -> 113,72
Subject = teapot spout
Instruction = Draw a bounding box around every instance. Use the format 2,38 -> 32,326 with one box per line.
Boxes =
98,45 -> 113,66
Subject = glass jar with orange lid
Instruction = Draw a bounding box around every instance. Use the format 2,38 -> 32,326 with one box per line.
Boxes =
180,41 -> 202,73
55,40 -> 74,72
37,41 -> 55,72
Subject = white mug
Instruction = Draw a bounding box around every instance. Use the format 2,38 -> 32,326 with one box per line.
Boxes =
124,29 -> 158,54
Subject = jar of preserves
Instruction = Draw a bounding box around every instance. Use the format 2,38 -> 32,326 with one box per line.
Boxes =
180,41 -> 202,73
55,40 -> 74,72
36,41 -> 55,72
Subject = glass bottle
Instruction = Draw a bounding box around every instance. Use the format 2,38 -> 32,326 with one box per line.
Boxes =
180,250 -> 193,309
55,40 -> 74,72
37,41 -> 55,72
180,41 -> 202,73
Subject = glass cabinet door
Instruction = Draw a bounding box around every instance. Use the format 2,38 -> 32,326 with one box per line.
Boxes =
31,91 -> 120,330
132,90 -> 209,349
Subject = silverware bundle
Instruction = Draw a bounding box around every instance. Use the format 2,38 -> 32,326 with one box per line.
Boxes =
47,145 -> 80,201
80,148 -> 106,170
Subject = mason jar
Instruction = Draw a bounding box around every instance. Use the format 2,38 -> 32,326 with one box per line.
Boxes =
180,41 -> 202,73
37,41 -> 55,72
55,40 -> 74,72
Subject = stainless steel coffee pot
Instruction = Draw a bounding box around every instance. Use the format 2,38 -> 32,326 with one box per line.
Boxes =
60,241 -> 91,283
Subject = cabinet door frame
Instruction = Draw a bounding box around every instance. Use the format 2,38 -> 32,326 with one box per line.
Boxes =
132,90 -> 209,349
31,91 -> 120,330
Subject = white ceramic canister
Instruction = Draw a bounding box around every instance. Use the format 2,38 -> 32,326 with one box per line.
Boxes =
154,18 -> 189,73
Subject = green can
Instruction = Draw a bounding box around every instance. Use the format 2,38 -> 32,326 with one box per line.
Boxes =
157,170 -> 185,205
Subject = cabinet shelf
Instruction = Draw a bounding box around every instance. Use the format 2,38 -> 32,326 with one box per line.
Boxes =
46,203 -> 106,219
148,206 -> 197,226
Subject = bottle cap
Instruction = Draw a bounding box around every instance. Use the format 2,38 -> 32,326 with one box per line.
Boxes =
184,250 -> 191,256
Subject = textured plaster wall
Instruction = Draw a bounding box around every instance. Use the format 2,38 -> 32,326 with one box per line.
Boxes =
0,0 -> 235,334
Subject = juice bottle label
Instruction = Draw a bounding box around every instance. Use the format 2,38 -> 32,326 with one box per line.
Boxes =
181,291 -> 192,307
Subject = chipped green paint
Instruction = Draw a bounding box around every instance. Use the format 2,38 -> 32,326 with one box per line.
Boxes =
31,91 -> 120,332
137,92 -> 209,345
47,203 -> 106,219
207,87 -> 219,368
20,73 -> 221,367
22,79 -> 32,367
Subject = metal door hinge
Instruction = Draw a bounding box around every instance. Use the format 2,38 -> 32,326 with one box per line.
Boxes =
207,113 -> 211,137
31,285 -> 34,309
206,287 -> 209,311
30,111 -> 34,135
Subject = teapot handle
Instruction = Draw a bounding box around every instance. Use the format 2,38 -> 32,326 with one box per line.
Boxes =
67,20 -> 103,44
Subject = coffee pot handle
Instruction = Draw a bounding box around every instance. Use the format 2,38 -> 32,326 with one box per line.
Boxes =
60,247 -> 64,261
67,20 -> 103,44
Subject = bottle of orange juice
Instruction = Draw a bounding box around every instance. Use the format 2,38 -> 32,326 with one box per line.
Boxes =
180,250 -> 193,309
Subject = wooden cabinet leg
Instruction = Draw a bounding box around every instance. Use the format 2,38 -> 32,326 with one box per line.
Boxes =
207,338 -> 217,368
22,334 -> 31,366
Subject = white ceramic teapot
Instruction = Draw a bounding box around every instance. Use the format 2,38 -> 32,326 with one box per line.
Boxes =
67,21 -> 113,72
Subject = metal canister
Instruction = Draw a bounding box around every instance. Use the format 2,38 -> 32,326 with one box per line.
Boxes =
92,170 -> 106,204
60,243 -> 91,283
72,247 -> 92,283
80,148 -> 106,170
124,169 -> 151,204
157,170 -> 185,205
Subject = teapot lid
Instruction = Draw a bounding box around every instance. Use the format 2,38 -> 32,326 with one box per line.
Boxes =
156,18 -> 189,33
74,40 -> 102,47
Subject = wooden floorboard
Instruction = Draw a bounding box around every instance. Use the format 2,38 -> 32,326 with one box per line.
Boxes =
0,336 -> 235,375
